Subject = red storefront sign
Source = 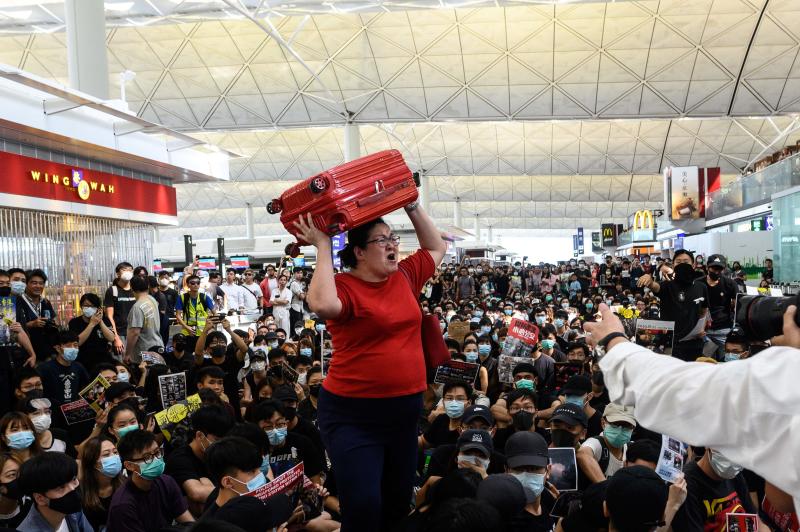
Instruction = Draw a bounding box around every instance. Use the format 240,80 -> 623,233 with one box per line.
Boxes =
0,151 -> 177,217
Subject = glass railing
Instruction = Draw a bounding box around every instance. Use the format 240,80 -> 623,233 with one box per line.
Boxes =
707,152 -> 800,219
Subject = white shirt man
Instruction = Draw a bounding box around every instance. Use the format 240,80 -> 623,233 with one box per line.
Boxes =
241,270 -> 263,311
219,270 -> 256,311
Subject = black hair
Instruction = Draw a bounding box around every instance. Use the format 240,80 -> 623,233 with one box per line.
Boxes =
227,422 -> 270,456
191,405 -> 234,439
14,367 -> 41,389
117,429 -> 155,462
445,339 -> 461,352
206,331 -> 227,347
252,399 -> 286,424
506,387 -> 538,406
158,270 -> 171,277
0,269 -> 8,278
205,436 -> 262,485
6,267 -> 25,279
79,292 -> 102,308
442,379 -> 473,399
58,330 -> 79,345
306,366 -> 322,380
338,217 -> 388,269
672,249 -> 694,262
540,324 -> 557,337
133,266 -> 148,277
130,276 -> 148,293
186,274 -> 200,285
104,403 -> 141,439
426,469 -> 483,507
147,275 -> 159,290
625,439 -> 660,465
267,348 -> 285,363
18,451 -> 78,497
94,362 -> 118,376
421,497 -> 503,532
26,269 -> 47,284
115,262 -> 133,274
197,366 -> 226,384
252,334 -> 267,346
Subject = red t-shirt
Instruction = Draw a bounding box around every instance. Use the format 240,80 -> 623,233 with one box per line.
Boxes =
323,249 -> 435,399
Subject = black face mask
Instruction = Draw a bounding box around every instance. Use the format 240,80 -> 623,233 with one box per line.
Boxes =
550,429 -> 578,448
708,271 -> 721,281
673,263 -> 695,285
47,488 -> 83,515
0,479 -> 20,500
309,384 -> 321,398
283,407 -> 297,421
210,345 -> 227,358
512,411 -> 535,432
0,286 -> 10,297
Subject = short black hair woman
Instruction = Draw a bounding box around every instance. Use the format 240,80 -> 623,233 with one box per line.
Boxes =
293,200 -> 446,531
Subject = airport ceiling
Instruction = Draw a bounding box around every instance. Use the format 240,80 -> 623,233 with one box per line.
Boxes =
2,0 -> 800,238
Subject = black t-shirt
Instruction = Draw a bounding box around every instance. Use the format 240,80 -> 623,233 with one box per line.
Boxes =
699,276 -> 737,329
586,409 -> 602,439
152,290 -> 167,314
290,416 -> 325,462
426,444 -> 506,479
38,359 -> 90,407
68,315 -> 113,374
16,296 -> 58,360
83,494 -> 113,531
672,460 -> 757,532
165,444 -> 209,493
297,398 -> 317,425
0,498 -> 32,529
495,275 -> 510,296
509,507 -> 555,532
657,280 -> 709,342
191,351 -> 243,414
161,288 -> 179,317
423,414 -> 459,448
575,267 -> 591,291
269,432 -> 324,479
163,348 -> 194,374
104,285 -> 137,335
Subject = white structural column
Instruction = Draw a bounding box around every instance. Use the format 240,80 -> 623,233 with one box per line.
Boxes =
473,215 -> 480,240
487,225 -> 493,243
343,123 -> 360,163
454,198 -> 462,228
245,203 -> 254,239
65,0 -> 109,99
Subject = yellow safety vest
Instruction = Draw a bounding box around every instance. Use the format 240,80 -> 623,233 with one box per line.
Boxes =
182,294 -> 208,337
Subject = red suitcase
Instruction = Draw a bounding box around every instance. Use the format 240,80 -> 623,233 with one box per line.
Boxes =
267,150 -> 420,256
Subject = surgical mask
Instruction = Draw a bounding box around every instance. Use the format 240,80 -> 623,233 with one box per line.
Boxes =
512,410 -> 535,431
251,361 -> 266,372
465,353 -> 479,363
137,456 -> 165,480
439,321 -> 446,332
561,302 -> 570,309
120,271 -> 134,281
512,472 -> 546,498
504,309 -> 513,316
554,318 -> 565,329
267,428 -> 287,446
564,395 -> 585,407
7,430 -> 35,450
480,325 -> 491,335
47,488 -> 82,515
478,344 -> 491,357
515,379 -> 535,391
116,424 -> 139,439
230,472 -> 267,495
300,347 -> 312,357
491,333 -> 499,342
603,425 -> 633,448
31,413 -> 51,433
545,295 -> 553,302
550,429 -> 578,448
295,327 -> 303,336
117,370 -> 130,383
315,324 -> 325,332
535,316 -> 546,326
260,454 -> 271,475
62,347 -> 79,362
82,307 -> 97,318
445,400 -> 465,419
709,450 -> 743,480
99,455 -> 123,478
585,302 -> 594,310
10,281 -> 25,295
457,454 -> 490,470
268,341 -> 279,349
474,310 -> 484,318
541,339 -> 555,350
723,352 -> 741,362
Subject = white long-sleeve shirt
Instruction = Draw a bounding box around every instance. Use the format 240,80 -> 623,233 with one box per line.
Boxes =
599,341 -> 800,512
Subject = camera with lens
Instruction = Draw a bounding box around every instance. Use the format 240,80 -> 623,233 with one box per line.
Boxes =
735,294 -> 799,341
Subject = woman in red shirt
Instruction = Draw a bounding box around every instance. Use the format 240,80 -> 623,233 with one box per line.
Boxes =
293,203 -> 446,532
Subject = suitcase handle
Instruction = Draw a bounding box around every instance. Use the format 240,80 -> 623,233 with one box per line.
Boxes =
357,181 -> 410,208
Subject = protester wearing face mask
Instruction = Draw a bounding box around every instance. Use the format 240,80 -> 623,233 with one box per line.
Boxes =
505,431 -> 555,531
0,269 -> 37,376
297,366 -> 324,426
16,451 -> 92,531
21,393 -> 75,457
699,255 -> 738,359
671,447 -> 762,531
103,403 -> 141,445
110,429 -> 194,531
547,403 -> 588,451
637,249 -> 709,361
0,412 -> 42,463
37,331 -> 90,423
103,262 -> 137,359
164,405 -> 233,517
722,329 -> 750,362
0,452 -> 30,529
68,293 -> 115,373
577,403 -> 636,485
491,362 -> 544,428
272,385 -> 326,461
77,436 -> 124,530
193,319 -> 248,413
461,340 -> 489,393
420,380 -> 473,449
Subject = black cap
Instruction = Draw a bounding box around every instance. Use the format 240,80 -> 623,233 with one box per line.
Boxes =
707,254 -> 726,268
476,474 -> 529,514
272,385 -> 298,403
505,431 -> 549,469
249,348 -> 267,360
265,332 -> 278,340
551,403 -> 588,427
606,466 -> 668,530
105,382 -> 135,403
562,375 -> 591,395
457,429 -> 493,456
512,362 -> 536,376
461,405 -> 494,426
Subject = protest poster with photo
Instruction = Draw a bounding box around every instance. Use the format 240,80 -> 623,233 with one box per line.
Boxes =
656,435 -> 688,483
634,319 -> 675,355
498,355 -> 534,384
548,447 -> 578,492
501,318 -> 540,359
141,351 -> 167,366
60,399 -> 97,425
158,372 -> 188,410
726,513 -> 759,532
154,393 -> 202,441
434,360 -> 481,385
79,374 -> 110,413
0,296 -> 15,345
282,361 -> 299,384
248,462 -> 306,501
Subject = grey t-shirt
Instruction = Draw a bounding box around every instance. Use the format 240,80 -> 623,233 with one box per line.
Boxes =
127,295 -> 164,361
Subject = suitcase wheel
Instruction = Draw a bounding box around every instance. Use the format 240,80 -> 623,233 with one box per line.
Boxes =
412,171 -> 421,187
266,200 -> 282,215
285,243 -> 301,258
309,176 -> 329,193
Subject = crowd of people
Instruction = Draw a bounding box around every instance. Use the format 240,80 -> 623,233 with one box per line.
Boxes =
0,214 -> 796,531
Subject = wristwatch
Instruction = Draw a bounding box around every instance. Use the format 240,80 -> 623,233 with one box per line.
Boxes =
404,201 -> 419,212
597,331 -> 628,348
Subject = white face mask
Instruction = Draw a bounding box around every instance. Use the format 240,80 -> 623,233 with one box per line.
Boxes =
120,271 -> 133,281
159,279 -> 170,287
117,371 -> 130,383
251,361 -> 266,373
31,413 -> 51,433
297,372 -> 307,385
457,454 -> 490,470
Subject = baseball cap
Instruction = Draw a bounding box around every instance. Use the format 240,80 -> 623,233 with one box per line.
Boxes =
461,405 -> 494,426
561,374 -> 591,396
457,429 -> 493,457
602,403 -> 637,427
707,254 -> 726,268
512,362 -> 536,376
606,466 -> 668,530
264,332 -> 279,341
505,431 -> 549,469
551,403 -> 588,427
476,474 -> 530,513
272,385 -> 298,403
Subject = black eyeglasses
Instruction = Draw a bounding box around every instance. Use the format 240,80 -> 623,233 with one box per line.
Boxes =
366,235 -> 400,247
187,281 -> 200,286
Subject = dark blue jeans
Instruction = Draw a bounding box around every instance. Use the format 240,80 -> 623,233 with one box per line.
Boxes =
317,387 -> 422,532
